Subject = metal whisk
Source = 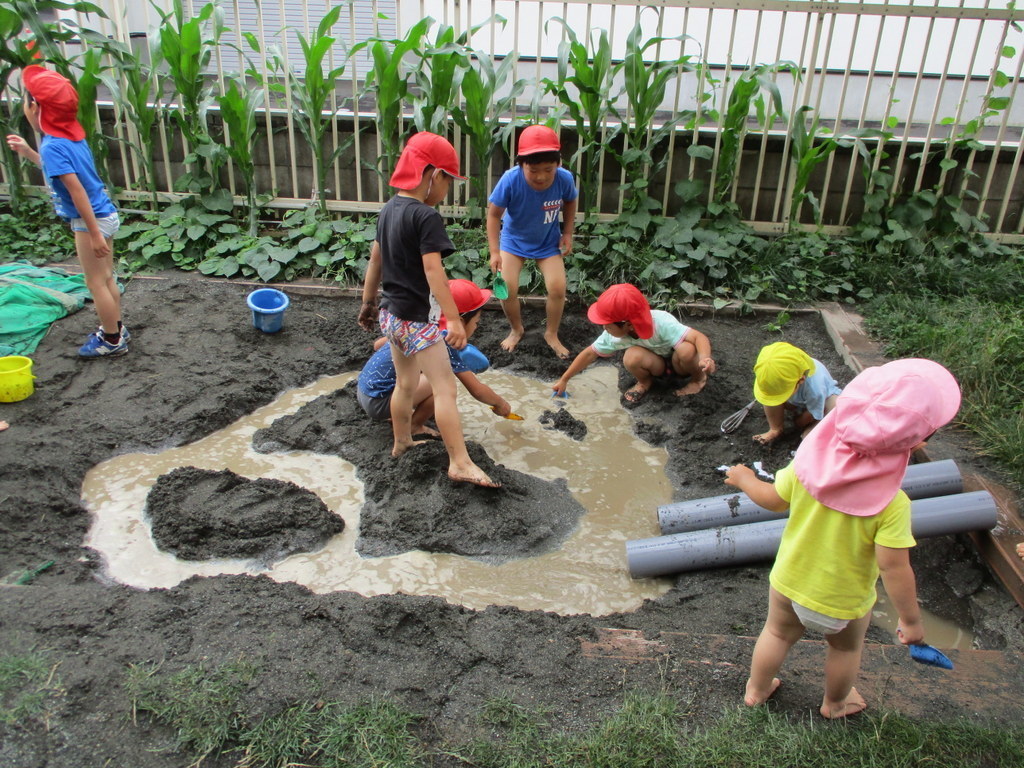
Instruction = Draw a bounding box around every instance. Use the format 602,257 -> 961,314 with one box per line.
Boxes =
720,400 -> 756,434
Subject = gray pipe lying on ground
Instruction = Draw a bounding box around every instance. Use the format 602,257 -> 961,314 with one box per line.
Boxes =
628,489 -> 997,579
658,459 -> 963,535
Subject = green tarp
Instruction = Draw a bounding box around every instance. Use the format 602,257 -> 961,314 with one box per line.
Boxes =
0,263 -> 91,356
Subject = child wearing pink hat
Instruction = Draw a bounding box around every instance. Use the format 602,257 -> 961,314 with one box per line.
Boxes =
487,124 -> 578,359
6,66 -> 126,358
552,283 -> 715,403
358,132 -> 499,488
724,358 -> 961,719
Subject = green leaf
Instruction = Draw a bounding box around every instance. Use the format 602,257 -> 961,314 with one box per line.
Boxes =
687,144 -> 714,160
297,236 -> 322,253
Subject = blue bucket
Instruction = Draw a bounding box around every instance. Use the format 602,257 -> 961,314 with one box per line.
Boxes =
246,288 -> 290,333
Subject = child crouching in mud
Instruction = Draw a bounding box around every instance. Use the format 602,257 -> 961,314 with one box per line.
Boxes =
724,358 -> 961,718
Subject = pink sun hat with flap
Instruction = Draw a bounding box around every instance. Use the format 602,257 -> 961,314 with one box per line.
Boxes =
793,358 -> 961,517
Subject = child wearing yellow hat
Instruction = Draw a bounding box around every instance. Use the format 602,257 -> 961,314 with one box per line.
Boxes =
752,342 -> 842,444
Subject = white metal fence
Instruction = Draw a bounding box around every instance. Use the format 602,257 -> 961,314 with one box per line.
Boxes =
29,0 -> 1024,238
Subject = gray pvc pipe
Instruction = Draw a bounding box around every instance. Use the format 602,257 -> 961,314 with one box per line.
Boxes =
628,489 -> 997,579
658,459 -> 963,535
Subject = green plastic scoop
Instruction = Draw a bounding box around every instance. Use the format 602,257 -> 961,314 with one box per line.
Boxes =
493,271 -> 509,300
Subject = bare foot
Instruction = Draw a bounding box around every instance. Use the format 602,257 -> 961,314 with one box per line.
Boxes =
753,429 -> 781,445
674,372 -> 708,396
543,332 -> 570,360
0,420 -> 8,432
391,439 -> 426,458
500,329 -> 524,352
1017,542 -> 1024,560
413,424 -> 440,438
744,677 -> 781,707
820,687 -> 867,719
448,466 -> 502,488
622,385 -> 649,404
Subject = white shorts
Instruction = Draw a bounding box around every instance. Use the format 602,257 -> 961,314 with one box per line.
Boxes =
70,212 -> 120,239
792,600 -> 850,635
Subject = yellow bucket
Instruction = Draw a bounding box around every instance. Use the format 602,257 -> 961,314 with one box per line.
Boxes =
0,356 -> 35,403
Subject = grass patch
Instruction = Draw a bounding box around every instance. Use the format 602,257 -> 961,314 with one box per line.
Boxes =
864,295 -> 1024,488
0,651 -> 64,728
126,664 -> 1024,768
451,692 -> 1024,768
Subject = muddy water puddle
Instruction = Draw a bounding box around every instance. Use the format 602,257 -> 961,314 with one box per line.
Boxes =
84,367 -> 675,615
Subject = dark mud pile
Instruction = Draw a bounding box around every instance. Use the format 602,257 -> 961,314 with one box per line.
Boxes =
1,274 -> 1021,768
146,467 -> 344,562
253,384 -> 586,562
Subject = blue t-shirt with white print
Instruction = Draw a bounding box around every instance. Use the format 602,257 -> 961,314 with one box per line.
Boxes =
39,135 -> 116,221
489,166 -> 577,259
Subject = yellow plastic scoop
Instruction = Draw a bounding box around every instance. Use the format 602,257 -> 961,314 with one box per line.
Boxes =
493,406 -> 523,420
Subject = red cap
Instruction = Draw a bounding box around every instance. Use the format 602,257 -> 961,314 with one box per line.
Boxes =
587,284 -> 654,339
516,125 -> 561,158
439,279 -> 492,330
22,65 -> 85,141
389,132 -> 466,190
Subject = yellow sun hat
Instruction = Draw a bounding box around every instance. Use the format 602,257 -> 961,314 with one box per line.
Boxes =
753,342 -> 816,406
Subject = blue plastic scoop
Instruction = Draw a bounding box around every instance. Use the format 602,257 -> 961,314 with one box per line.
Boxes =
908,643 -> 954,670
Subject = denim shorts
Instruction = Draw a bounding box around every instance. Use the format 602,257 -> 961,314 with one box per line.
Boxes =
70,211 -> 120,239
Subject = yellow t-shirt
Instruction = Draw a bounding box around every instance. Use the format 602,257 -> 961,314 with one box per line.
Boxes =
770,464 -> 916,620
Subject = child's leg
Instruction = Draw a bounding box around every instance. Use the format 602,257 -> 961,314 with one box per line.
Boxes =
410,374 -> 438,436
75,232 -> 121,334
417,341 -> 499,487
535,254 -> 568,359
389,342 -> 427,456
820,611 -> 871,719
746,587 -> 805,706
498,252 -> 526,352
669,341 -> 708,396
621,347 -> 666,401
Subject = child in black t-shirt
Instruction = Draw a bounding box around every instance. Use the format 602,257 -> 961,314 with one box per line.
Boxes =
358,132 -> 500,488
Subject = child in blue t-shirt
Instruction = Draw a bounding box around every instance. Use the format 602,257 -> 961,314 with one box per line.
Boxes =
752,342 -> 843,444
7,65 -> 125,358
358,279 -> 514,432
487,125 -> 578,360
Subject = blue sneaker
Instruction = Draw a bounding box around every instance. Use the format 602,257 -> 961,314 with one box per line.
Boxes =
78,330 -> 128,358
96,325 -> 130,342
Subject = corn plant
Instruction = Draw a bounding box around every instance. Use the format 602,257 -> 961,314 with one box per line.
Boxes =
100,47 -> 165,209
279,3 -> 355,215
149,0 -> 227,194
352,17 -> 433,184
410,21 -> 472,136
709,62 -> 792,211
608,14 -> 697,215
71,43 -> 110,176
543,18 -> 620,214
452,44 -> 526,216
0,0 -> 107,212
217,79 -> 263,236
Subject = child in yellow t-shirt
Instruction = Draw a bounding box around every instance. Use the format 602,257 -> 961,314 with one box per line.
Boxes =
725,358 -> 960,719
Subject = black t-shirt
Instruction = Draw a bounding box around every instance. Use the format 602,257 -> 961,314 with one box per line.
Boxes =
376,195 -> 455,323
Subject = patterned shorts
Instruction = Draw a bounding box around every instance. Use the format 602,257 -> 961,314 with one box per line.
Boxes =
379,307 -> 442,357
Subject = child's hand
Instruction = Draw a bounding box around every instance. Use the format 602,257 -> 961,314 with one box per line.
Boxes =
896,620 -> 925,646
723,464 -> 756,488
551,379 -> 569,397
559,233 -> 573,256
489,252 -> 502,273
492,400 -> 512,418
6,134 -> 31,157
445,318 -> 467,349
699,356 -> 716,374
90,233 -> 111,259
357,301 -> 378,332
